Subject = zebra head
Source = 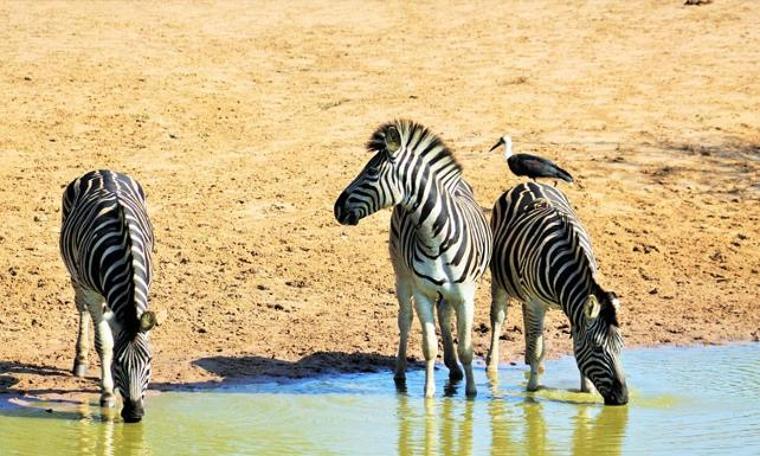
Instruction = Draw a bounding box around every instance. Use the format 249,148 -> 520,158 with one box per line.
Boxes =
574,289 -> 628,406
113,310 -> 156,422
334,122 -> 407,225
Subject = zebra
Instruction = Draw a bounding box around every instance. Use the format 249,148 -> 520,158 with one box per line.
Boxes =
334,120 -> 492,398
60,170 -> 157,422
486,182 -> 628,405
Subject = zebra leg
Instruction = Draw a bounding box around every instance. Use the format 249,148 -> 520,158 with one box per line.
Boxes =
72,286 -> 91,377
580,375 -> 594,393
454,293 -> 477,397
88,297 -> 116,408
414,291 -> 438,398
486,284 -> 509,372
437,298 -> 463,382
394,278 -> 414,386
523,300 -> 546,392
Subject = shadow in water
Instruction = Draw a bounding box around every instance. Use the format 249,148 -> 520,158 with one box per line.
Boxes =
0,395 -> 118,421
153,351 -> 421,391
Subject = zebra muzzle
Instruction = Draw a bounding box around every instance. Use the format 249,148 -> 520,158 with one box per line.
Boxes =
121,399 -> 145,423
341,212 -> 359,226
334,201 -> 359,225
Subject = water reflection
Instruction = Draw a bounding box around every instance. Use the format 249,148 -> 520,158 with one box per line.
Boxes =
397,396 -> 474,456
442,397 -> 473,456
396,370 -> 628,455
3,400 -> 150,456
71,402 -> 146,456
487,370 -> 515,455
571,405 -> 628,455
523,399 -> 552,455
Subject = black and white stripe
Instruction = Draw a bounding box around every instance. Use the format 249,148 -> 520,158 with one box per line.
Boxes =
335,120 -> 492,397
60,170 -> 156,422
486,182 -> 627,405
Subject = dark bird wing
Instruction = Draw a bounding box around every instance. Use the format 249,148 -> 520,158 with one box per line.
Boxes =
552,164 -> 574,183
511,154 -> 574,183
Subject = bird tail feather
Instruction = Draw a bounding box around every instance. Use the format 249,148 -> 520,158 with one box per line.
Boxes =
554,166 -> 574,183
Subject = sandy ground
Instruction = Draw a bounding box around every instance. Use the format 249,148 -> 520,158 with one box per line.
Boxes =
0,1 -> 758,400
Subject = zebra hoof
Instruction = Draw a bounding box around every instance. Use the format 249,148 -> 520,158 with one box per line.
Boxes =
393,375 -> 407,393
100,394 -> 116,408
424,383 -> 436,398
448,367 -> 464,382
465,385 -> 477,398
72,363 -> 88,378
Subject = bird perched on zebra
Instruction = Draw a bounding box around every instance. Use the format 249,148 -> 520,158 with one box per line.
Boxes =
60,170 -> 157,422
334,120 -> 492,398
489,135 -> 574,185
486,182 -> 627,405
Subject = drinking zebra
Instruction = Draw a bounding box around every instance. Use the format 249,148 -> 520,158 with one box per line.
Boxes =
486,182 -> 628,405
334,120 -> 492,397
60,170 -> 157,422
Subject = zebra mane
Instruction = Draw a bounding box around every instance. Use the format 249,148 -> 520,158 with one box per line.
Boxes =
530,199 -> 598,275
115,202 -> 142,335
366,119 -> 463,174
525,199 -> 589,253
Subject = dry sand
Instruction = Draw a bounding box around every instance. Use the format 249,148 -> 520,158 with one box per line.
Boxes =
0,1 -> 758,399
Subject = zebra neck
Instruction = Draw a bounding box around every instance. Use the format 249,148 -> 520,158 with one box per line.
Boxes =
403,178 -> 462,253
562,274 -> 597,329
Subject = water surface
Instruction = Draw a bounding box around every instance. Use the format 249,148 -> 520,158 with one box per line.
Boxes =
1,344 -> 758,455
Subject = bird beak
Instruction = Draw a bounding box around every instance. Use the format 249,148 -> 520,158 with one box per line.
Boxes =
488,137 -> 505,153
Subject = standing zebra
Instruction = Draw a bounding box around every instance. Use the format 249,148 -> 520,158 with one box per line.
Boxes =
334,120 -> 492,397
486,182 -> 628,405
60,170 -> 157,422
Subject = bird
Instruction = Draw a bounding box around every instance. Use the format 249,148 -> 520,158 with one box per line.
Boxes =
489,135 -> 574,185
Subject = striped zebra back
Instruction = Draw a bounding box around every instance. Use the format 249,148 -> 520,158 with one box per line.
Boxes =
491,182 -> 596,307
60,170 -> 154,331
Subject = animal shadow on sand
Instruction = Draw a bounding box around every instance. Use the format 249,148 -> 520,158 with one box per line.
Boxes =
0,361 -> 103,421
648,139 -> 760,197
0,361 -> 99,397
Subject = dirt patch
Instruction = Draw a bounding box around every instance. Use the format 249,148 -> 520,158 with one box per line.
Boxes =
0,1 -> 758,402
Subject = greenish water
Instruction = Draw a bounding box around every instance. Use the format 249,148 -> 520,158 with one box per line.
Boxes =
1,344 -> 759,455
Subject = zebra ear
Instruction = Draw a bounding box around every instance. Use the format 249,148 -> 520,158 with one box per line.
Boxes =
139,311 -> 157,332
584,295 -> 601,321
385,126 -> 402,155
609,292 -> 621,312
